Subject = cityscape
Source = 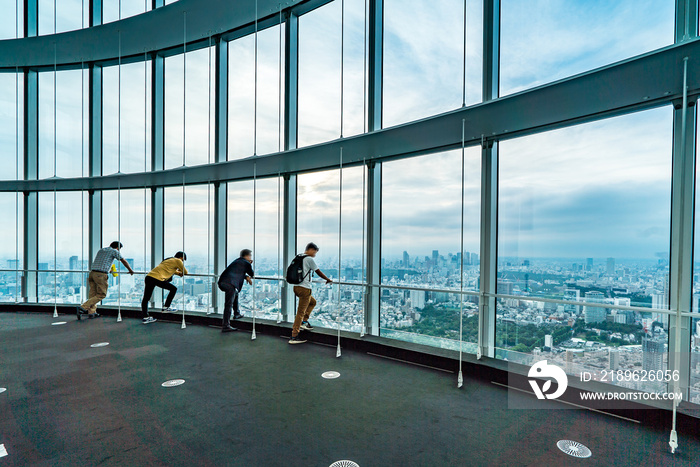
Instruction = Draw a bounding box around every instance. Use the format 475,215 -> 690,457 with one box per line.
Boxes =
3,249 -> 700,403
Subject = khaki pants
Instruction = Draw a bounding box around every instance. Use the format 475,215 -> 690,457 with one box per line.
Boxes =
292,286 -> 316,337
81,271 -> 109,314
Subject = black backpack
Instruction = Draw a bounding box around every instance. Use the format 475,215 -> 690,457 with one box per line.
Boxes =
286,254 -> 310,284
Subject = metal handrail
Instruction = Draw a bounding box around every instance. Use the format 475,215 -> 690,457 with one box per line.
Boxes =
484,292 -> 675,316
7,267 -> 695,317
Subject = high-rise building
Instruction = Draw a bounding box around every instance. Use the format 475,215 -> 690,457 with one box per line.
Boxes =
584,291 -> 606,324
565,350 -> 574,374
432,250 -> 439,267
69,255 -> 80,286
544,334 -> 553,351
642,335 -> 665,372
402,251 -> 410,268
609,350 -> 620,370
409,290 -> 426,310
586,258 -> 593,271
470,253 -> 479,266
38,262 -> 49,286
606,257 -> 615,276
563,288 -> 581,314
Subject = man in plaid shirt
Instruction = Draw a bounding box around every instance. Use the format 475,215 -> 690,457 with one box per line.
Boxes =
78,241 -> 134,319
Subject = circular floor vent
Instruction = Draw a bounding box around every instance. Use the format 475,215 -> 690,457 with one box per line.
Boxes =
557,440 -> 592,458
162,379 -> 186,387
329,461 -> 359,467
322,371 -> 341,379
51,322 -> 67,325
0,388 -> 6,394
90,342 -> 109,348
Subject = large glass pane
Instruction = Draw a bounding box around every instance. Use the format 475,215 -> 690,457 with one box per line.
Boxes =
165,47 -> 215,169
39,69 -> 89,179
38,0 -> 88,35
500,0 -> 675,96
103,61 -> 152,175
383,0 -> 482,128
380,149 -> 481,348
101,189 -> 151,307
38,191 -> 89,305
497,107 -> 673,394
382,149 -> 481,291
691,107 -> 700,403
227,177 -> 283,320
164,185 -> 214,312
103,0 -> 151,24
297,167 -> 366,331
0,72 -> 23,180
298,0 -> 366,147
0,193 -> 23,302
228,24 -> 285,160
0,0 -> 23,39
380,289 -> 479,352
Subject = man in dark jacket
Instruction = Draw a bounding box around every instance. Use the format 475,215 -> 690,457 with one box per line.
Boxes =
218,249 -> 255,333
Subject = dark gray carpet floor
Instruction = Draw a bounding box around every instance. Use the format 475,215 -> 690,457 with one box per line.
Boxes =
0,311 -> 698,466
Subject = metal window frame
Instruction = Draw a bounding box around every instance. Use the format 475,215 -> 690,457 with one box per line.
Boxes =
3,0 -> 700,415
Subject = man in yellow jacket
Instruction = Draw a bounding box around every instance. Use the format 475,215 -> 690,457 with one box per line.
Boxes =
140,251 -> 188,324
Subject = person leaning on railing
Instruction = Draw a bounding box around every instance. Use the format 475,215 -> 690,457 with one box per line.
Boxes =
140,252 -> 188,325
77,241 -> 134,320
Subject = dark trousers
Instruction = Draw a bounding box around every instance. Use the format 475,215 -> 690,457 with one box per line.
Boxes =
218,282 -> 239,326
141,276 -> 178,318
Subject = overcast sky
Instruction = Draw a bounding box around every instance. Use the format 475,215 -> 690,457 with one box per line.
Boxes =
0,0 -> 685,267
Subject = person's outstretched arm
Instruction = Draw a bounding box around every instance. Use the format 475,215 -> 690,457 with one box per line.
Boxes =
120,258 -> 135,275
245,262 -> 254,285
316,269 -> 332,284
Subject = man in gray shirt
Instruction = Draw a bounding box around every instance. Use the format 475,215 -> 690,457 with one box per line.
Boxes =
290,242 -> 332,344
78,241 -> 134,319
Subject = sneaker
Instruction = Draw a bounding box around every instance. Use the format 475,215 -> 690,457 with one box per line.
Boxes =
233,312 -> 244,320
142,316 -> 157,324
221,325 -> 237,333
300,321 -> 314,331
88,313 -> 100,319
77,306 -> 88,321
288,336 -> 307,345
162,307 -> 177,313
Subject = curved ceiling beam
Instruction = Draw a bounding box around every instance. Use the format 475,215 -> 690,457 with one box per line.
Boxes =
0,0 -> 330,69
0,39 -> 698,192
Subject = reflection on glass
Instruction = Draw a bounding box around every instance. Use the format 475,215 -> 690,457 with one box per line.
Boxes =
0,193 -> 23,302
228,24 -> 285,160
38,0 -> 88,35
102,0 -> 151,24
37,191 -> 88,304
496,108 -> 673,394
227,177 -> 282,320
496,298 -> 669,395
383,0 -> 482,127
164,185 -> 214,312
380,289 -> 479,351
101,189 -> 151,307
691,108 -> 700,403
380,149 -> 480,350
0,0 -> 23,39
38,69 -> 89,179
297,167 -> 365,331
165,47 -> 215,169
500,0 -> 674,96
0,72 -> 23,180
298,0 -> 366,147
103,61 -> 152,175
382,149 -> 481,291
